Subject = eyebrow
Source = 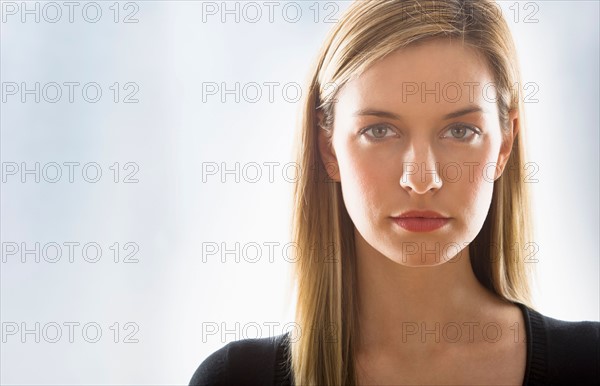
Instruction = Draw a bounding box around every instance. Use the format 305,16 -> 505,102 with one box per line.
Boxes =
353,106 -> 486,120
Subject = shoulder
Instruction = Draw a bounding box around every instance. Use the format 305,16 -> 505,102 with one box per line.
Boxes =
188,333 -> 290,386
534,309 -> 599,357
525,306 -> 599,384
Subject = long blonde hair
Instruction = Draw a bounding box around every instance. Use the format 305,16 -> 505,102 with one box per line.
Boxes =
288,0 -> 533,384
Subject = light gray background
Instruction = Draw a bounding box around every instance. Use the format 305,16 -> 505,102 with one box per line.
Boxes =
1,1 -> 598,384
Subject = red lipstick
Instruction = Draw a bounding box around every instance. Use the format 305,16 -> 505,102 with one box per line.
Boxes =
391,210 -> 450,232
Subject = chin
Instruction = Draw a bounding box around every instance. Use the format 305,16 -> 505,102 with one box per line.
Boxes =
381,238 -> 470,267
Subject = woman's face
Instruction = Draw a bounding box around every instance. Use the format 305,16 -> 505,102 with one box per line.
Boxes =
318,38 -> 518,267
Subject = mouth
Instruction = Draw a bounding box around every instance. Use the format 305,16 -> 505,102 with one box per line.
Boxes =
390,210 -> 450,232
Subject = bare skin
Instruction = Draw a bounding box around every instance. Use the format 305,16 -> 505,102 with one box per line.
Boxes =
318,38 -> 526,385
354,228 -> 527,385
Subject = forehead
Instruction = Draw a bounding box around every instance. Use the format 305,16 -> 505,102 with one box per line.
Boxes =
337,38 -> 496,111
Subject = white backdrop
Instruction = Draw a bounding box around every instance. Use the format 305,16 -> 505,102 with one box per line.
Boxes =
1,1 -> 598,384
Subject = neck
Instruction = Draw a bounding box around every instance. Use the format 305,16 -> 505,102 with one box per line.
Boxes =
353,227 -> 503,351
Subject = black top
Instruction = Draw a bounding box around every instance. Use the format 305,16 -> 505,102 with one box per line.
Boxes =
189,303 -> 600,385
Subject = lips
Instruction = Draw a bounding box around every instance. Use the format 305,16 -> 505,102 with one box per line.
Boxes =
394,210 -> 448,219
391,210 -> 450,232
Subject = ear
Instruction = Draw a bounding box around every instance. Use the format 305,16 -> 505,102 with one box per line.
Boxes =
494,108 -> 519,181
316,110 -> 341,182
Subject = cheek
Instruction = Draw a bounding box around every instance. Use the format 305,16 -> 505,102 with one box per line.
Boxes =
453,150 -> 499,234
334,141 -> 389,223
462,168 -> 494,212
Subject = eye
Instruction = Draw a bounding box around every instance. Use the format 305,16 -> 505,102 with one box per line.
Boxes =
441,124 -> 481,142
360,124 -> 398,141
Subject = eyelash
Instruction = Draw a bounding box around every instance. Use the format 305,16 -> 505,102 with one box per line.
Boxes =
359,124 -> 481,142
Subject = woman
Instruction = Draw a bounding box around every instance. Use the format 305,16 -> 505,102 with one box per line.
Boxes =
189,0 -> 599,384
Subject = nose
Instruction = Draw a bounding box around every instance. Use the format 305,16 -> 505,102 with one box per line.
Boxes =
399,143 -> 443,194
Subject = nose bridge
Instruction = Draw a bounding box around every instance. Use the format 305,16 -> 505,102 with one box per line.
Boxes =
410,136 -> 436,164
400,137 -> 442,193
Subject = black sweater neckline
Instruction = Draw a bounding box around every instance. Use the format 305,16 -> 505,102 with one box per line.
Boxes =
274,302 -> 547,385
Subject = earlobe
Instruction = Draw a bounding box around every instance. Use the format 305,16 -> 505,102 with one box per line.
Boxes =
316,111 -> 341,182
